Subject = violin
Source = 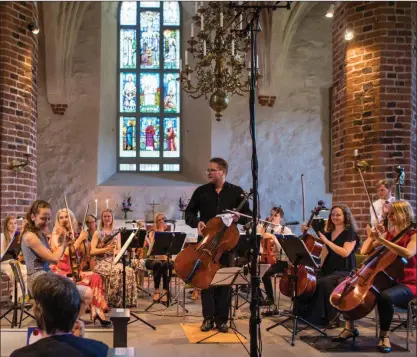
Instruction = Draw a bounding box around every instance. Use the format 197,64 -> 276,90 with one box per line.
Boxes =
64,196 -> 82,282
96,228 -> 126,250
78,204 -> 91,271
174,190 -> 253,289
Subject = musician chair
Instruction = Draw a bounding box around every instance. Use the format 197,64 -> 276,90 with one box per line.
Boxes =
0,260 -> 34,328
374,298 -> 417,351
0,271 -> 11,306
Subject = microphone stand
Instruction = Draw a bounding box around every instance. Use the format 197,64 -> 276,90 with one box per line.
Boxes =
230,3 -> 292,357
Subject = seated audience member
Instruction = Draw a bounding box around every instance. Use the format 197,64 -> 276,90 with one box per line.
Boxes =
11,273 -> 108,357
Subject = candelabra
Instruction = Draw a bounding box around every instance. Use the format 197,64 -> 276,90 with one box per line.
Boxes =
179,1 -> 261,121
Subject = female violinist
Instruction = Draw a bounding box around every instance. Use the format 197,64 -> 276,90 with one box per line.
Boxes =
334,200 -> 416,353
259,206 -> 293,305
140,213 -> 173,303
298,204 -> 360,327
90,209 -> 137,307
49,208 -> 110,326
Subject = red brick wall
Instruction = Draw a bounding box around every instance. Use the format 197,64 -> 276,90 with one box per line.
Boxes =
0,2 -> 38,227
332,1 -> 417,236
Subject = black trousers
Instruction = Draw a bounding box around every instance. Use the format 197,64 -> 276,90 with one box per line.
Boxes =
145,259 -> 173,290
262,260 -> 288,301
299,271 -> 349,325
376,283 -> 414,331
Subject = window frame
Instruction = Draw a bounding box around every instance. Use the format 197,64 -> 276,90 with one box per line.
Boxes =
117,1 -> 183,173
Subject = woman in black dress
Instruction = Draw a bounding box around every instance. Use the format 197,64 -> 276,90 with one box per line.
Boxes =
299,204 -> 360,327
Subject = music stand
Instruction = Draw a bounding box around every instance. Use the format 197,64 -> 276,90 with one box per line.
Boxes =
113,229 -> 156,330
144,232 -> 186,312
196,267 -> 249,354
266,234 -> 326,346
0,236 -> 34,327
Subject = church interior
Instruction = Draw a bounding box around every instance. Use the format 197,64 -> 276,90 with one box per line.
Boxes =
1,1 -> 416,357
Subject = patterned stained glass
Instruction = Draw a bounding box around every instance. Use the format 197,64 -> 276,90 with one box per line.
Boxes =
139,73 -> 160,113
163,73 -> 180,113
120,164 -> 137,171
163,29 -> 180,70
120,117 -> 136,157
163,2 -> 180,26
120,73 -> 137,112
163,117 -> 180,158
120,29 -> 137,69
139,117 -> 160,157
140,12 -> 160,69
163,164 -> 180,172
140,2 -> 160,8
120,2 -> 137,25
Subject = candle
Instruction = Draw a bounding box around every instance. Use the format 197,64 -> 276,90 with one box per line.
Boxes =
211,31 -> 215,43
203,40 -> 206,56
201,14 -> 204,31
106,199 -> 109,209
179,59 -> 182,70
191,23 -> 194,37
185,50 -> 188,65
200,1 -> 203,6
239,13 -> 243,30
231,40 -> 235,56
26,145 -> 30,155
95,199 -> 98,217
354,149 -> 359,157
220,12 -> 223,27
195,1 -> 198,14
256,55 -> 259,69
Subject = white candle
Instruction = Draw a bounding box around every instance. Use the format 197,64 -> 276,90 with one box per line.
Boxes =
95,199 -> 98,217
211,31 -> 215,43
26,145 -> 30,154
200,1 -> 204,6
195,1 -> 198,14
203,40 -> 206,56
201,14 -> 204,31
239,13 -> 243,30
231,40 -> 235,56
220,12 -> 223,27
256,55 -> 259,69
354,149 -> 359,157
179,59 -> 182,70
185,50 -> 188,65
106,199 -> 109,209
191,23 -> 194,37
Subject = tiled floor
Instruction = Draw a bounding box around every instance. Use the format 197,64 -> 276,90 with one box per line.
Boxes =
1,287 -> 416,357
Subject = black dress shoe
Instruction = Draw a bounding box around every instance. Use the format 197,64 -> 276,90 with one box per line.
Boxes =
217,323 -> 229,333
200,319 -> 214,332
332,328 -> 359,342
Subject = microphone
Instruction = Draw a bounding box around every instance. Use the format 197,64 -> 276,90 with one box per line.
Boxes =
284,221 -> 299,226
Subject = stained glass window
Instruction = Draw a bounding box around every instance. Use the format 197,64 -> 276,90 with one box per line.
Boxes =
118,2 -> 181,172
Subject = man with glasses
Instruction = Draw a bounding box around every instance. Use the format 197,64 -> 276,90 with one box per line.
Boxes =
185,157 -> 251,333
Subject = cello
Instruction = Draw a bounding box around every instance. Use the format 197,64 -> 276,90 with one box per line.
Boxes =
278,201 -> 326,298
260,219 -> 277,265
329,162 -> 412,320
174,190 -> 252,290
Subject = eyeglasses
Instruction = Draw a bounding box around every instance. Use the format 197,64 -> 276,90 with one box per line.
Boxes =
205,169 -> 223,174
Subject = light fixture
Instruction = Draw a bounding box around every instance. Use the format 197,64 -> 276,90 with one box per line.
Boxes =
179,1 -> 261,121
345,28 -> 354,41
9,145 -> 32,172
325,4 -> 335,18
27,23 -> 39,35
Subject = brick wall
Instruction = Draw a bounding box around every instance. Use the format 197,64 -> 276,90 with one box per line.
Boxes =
0,2 -> 38,227
332,1 -> 417,236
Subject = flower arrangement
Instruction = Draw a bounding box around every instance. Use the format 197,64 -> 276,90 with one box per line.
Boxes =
178,194 -> 189,219
121,195 -> 133,219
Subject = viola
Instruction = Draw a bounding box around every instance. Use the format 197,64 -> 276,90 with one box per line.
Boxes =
174,190 -> 252,290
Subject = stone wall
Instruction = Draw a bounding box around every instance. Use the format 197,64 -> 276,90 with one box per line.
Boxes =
0,2 -> 38,225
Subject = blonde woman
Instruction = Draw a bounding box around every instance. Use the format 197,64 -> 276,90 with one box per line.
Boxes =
299,204 -> 360,327
90,209 -> 137,307
50,208 -> 110,326
1,216 -> 28,301
334,200 -> 416,353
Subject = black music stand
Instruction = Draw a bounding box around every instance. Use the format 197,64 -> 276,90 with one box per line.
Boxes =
0,236 -> 34,327
266,234 -> 326,346
144,232 -> 186,312
113,229 -> 156,330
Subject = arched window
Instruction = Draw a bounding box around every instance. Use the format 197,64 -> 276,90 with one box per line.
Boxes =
118,1 -> 181,172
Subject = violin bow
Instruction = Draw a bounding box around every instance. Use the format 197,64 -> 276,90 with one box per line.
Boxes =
63,196 -> 76,241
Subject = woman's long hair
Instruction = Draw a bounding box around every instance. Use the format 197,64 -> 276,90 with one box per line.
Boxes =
99,209 -> 114,230
22,200 -> 52,237
325,204 -> 357,232
54,208 -> 78,233
390,200 -> 415,232
2,216 -> 16,248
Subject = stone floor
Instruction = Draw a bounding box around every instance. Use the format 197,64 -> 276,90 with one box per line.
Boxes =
1,286 -> 416,357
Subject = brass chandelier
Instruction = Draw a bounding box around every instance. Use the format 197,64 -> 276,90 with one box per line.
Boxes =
179,1 -> 261,121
